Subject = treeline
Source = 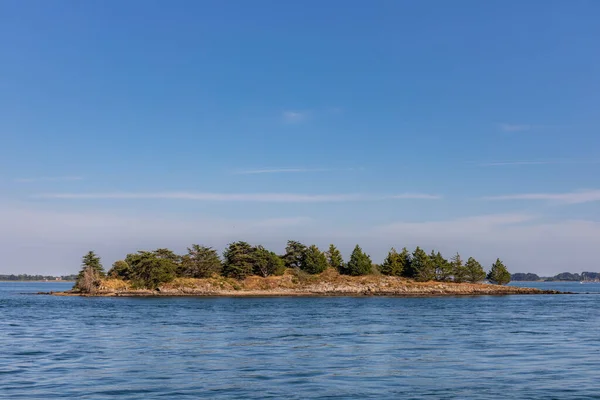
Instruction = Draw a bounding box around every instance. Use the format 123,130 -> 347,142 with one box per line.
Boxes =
74,241 -> 511,292
512,272 -> 600,282
0,274 -> 77,281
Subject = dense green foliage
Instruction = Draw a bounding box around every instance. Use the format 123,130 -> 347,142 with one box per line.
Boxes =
252,246 -> 285,277
326,244 -> 345,273
379,248 -> 405,276
346,245 -> 372,276
465,257 -> 487,283
410,247 -> 435,282
487,259 -> 511,285
180,245 -> 222,278
431,251 -> 451,281
284,240 -> 307,270
222,241 -> 255,280
450,253 -> 467,283
75,241 -> 513,289
302,245 -> 329,274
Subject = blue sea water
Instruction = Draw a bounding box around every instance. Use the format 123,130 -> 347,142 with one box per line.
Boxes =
1,281 -> 599,399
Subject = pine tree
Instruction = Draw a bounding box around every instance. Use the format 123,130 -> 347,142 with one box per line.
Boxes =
222,241 -> 255,279
379,247 -> 405,276
411,247 -> 435,282
108,260 -> 131,279
283,240 -> 307,269
451,253 -> 468,283
399,247 -> 415,278
180,244 -> 222,278
326,244 -> 345,272
487,258 -> 511,285
302,245 -> 328,274
346,245 -> 372,276
75,251 -> 105,293
465,257 -> 486,283
431,250 -> 451,281
252,246 -> 285,277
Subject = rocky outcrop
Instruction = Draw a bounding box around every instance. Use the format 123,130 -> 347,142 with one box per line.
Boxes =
53,269 -> 562,297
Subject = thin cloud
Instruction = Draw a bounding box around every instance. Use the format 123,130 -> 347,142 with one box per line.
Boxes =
233,167 -> 363,175
481,189 -> 600,204
33,192 -> 442,203
14,176 -> 83,183
479,159 -> 600,167
282,110 -> 308,124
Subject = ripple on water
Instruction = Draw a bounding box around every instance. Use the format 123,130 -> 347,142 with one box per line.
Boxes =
1,283 -> 600,399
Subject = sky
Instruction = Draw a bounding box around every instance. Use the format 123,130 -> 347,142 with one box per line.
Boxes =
1,0 -> 599,276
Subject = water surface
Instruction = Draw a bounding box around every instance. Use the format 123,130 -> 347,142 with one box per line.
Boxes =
1,281 -> 599,399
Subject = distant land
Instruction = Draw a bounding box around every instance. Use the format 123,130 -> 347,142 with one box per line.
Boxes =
512,272 -> 600,282
0,274 -> 77,282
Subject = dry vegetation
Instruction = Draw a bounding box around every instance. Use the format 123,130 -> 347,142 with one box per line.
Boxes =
59,268 -> 557,297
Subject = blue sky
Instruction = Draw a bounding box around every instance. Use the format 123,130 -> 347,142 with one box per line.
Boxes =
1,1 -> 599,275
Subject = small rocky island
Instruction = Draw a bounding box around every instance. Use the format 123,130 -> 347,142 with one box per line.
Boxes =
53,243 -> 561,297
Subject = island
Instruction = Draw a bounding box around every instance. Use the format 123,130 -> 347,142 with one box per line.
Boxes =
51,242 -> 562,297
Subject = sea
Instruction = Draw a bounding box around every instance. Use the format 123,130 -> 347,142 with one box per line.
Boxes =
1,281 -> 599,399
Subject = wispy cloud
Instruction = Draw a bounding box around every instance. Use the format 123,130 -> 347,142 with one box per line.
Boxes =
481,189 -> 600,204
233,167 -> 363,175
33,192 -> 442,202
14,176 -> 83,183
498,123 -> 534,132
479,159 -> 600,167
282,110 -> 308,124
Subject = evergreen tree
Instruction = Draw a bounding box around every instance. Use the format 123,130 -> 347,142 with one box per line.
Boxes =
75,251 -> 105,293
128,251 -> 177,289
326,244 -> 345,272
431,250 -> 451,281
379,247 -> 405,276
399,247 -> 415,278
487,258 -> 511,285
302,245 -> 328,274
346,245 -> 372,276
252,246 -> 285,277
411,247 -> 435,282
283,240 -> 307,269
222,241 -> 255,279
108,260 -> 131,280
180,244 -> 222,278
465,257 -> 486,283
451,253 -> 468,283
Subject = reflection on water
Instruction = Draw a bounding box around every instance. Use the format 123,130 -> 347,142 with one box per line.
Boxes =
1,282 -> 599,399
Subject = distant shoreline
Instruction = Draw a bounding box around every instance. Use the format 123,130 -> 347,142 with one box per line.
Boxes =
1,280 -> 75,282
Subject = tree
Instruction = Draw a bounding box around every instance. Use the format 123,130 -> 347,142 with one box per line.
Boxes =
379,247 -> 405,276
451,253 -> 468,283
128,250 -> 177,289
302,245 -> 328,274
75,251 -> 105,293
108,260 -> 131,280
326,244 -> 344,272
346,245 -> 372,276
252,246 -> 285,277
465,257 -> 486,283
283,240 -> 307,269
411,247 -> 435,282
431,251 -> 451,281
222,241 -> 255,279
487,258 -> 511,285
180,244 -> 222,278
399,247 -> 414,278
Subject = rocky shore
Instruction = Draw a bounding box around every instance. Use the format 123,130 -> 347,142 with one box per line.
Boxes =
50,269 -> 563,297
